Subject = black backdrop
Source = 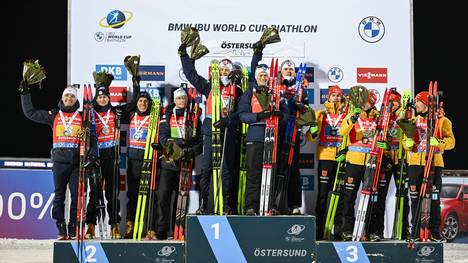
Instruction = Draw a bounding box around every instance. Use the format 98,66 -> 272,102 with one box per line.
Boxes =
4,1 -> 466,168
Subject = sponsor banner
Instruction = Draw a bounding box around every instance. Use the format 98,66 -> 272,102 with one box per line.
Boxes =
0,169 -> 56,239
139,65 -> 165,81
96,65 -> 127,81
109,86 -> 128,103
357,67 -> 388,83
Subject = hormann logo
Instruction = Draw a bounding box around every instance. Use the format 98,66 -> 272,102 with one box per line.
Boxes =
109,86 -> 127,103
357,68 -> 387,83
139,65 -> 165,81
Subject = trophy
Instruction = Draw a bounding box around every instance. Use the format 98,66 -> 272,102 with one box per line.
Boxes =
22,59 -> 46,88
93,71 -> 114,88
190,43 -> 209,60
181,27 -> 200,48
253,26 -> 281,51
124,55 -> 141,77
349,85 -> 369,108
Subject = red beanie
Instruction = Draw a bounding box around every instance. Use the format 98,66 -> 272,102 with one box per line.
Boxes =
415,91 -> 429,105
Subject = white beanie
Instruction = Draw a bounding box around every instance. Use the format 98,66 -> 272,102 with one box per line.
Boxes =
219,57 -> 233,71
281,59 -> 295,70
174,87 -> 187,99
255,63 -> 270,79
62,86 -> 78,98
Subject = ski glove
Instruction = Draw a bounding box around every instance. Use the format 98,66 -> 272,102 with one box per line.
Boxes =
350,108 -> 362,123
151,143 -> 163,152
18,80 -> 30,95
309,125 -> 318,135
377,141 -> 390,150
213,117 -> 229,129
335,147 -> 348,162
430,137 -> 439,146
405,138 -> 414,148
178,44 -> 188,57
182,148 -> 195,160
252,41 -> 265,54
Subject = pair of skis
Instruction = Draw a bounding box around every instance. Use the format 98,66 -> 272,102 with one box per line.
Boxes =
174,87 -> 199,240
133,96 -> 161,240
392,90 -> 411,240
274,63 -> 307,214
211,63 -> 224,215
259,58 -> 280,216
76,84 -> 93,261
352,88 -> 394,241
237,67 -> 249,215
408,81 -> 442,247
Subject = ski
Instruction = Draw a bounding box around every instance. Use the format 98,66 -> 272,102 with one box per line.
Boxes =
259,58 -> 279,216
392,90 -> 411,240
274,63 -> 306,214
133,96 -> 161,240
352,88 -> 393,241
77,84 -> 92,261
211,62 -> 223,215
237,66 -> 249,215
174,87 -> 199,240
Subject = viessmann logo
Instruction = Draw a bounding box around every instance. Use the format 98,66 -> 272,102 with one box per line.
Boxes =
356,68 -> 388,83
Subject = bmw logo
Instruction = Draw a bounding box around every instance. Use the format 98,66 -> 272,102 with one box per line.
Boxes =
358,16 -> 385,43
328,67 -> 343,83
94,32 -> 105,42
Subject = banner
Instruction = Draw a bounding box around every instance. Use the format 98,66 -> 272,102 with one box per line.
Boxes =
69,0 -> 413,218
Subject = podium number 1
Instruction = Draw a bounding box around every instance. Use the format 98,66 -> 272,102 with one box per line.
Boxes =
211,223 -> 220,240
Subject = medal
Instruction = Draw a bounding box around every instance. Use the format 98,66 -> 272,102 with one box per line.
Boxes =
102,126 -> 110,135
362,137 -> 369,144
330,128 -> 338,136
133,130 -> 142,140
96,110 -> 111,136
64,127 -> 72,137
59,110 -> 79,138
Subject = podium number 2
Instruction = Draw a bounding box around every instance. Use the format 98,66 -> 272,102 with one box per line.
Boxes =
346,245 -> 358,262
211,223 -> 220,240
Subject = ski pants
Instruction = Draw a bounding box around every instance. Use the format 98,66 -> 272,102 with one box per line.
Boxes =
340,163 -> 366,233
408,165 -> 442,234
244,142 -> 264,212
200,129 -> 240,212
315,160 -> 339,239
156,168 -> 179,234
52,161 -> 79,224
126,158 -> 143,222
86,156 -> 121,225
287,134 -> 302,209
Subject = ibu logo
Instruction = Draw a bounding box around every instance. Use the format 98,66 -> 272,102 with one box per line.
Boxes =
95,65 -> 127,81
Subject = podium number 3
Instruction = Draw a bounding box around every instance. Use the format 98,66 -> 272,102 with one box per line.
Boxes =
346,245 -> 358,262
211,223 -> 220,240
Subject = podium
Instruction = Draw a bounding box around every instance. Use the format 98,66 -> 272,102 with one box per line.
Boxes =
53,215 -> 443,262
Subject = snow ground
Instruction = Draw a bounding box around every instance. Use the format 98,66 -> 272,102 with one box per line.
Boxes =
0,239 -> 467,263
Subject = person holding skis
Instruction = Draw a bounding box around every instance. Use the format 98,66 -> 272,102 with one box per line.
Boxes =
338,89 -> 379,241
153,87 -> 202,240
124,90 -> 155,238
20,82 -> 83,240
308,85 -> 347,239
178,44 -> 242,215
84,74 -> 141,239
403,90 -> 455,242
367,89 -> 409,241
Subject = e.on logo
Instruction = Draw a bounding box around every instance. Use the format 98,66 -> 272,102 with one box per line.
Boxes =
356,68 -> 388,83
